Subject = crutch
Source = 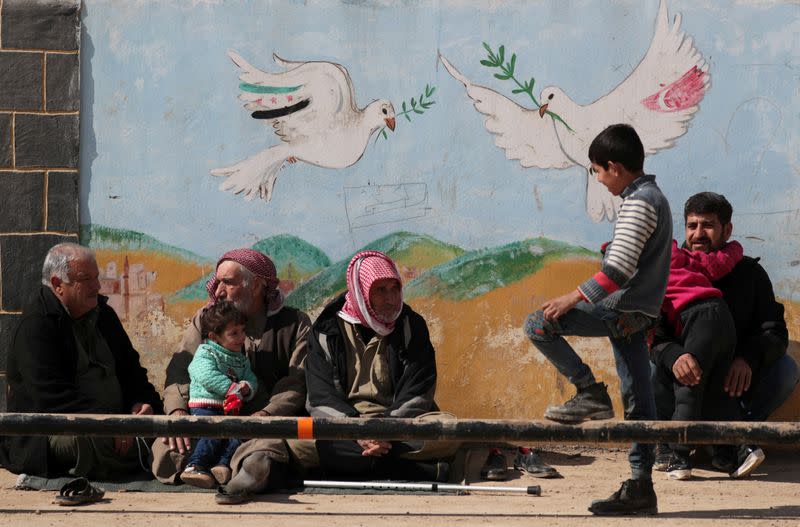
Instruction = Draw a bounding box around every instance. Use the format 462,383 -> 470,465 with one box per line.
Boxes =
303,480 -> 541,495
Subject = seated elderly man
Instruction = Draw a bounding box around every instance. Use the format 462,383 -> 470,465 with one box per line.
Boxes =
306,250 -> 458,481
1,243 -> 163,479
151,248 -> 311,504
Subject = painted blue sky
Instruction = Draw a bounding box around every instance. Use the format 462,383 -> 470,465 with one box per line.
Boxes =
80,0 -> 800,299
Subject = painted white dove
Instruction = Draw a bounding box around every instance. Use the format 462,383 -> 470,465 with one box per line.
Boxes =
211,51 -> 396,201
441,0 -> 709,222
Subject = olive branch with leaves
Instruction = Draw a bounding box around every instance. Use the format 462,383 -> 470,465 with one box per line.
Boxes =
481,42 -> 573,132
375,84 -> 437,142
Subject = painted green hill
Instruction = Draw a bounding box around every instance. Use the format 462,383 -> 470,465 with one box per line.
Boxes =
285,231 -> 465,311
251,234 -> 331,281
81,224 -> 212,264
170,234 -> 331,302
404,237 -> 597,301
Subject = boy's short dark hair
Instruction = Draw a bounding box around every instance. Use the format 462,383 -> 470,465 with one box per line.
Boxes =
588,123 -> 645,172
200,301 -> 247,339
683,192 -> 733,225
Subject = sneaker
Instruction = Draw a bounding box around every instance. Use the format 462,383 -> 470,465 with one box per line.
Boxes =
211,464 -> 233,485
513,448 -> 560,478
544,382 -> 614,424
479,449 -> 508,481
730,445 -> 765,479
666,452 -> 692,480
588,479 -> 658,516
653,444 -> 672,472
181,465 -> 217,489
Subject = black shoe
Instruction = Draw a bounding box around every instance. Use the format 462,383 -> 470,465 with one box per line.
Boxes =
544,382 -> 614,424
666,452 -> 692,481
480,449 -> 508,481
588,479 -> 658,516
513,449 -> 560,478
730,445 -> 765,479
711,445 -> 736,473
435,461 -> 450,483
653,444 -> 672,472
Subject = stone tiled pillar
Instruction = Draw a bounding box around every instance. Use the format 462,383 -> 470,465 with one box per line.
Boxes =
0,0 -> 81,410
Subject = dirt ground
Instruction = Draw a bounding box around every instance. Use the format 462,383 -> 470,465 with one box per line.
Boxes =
0,446 -> 798,527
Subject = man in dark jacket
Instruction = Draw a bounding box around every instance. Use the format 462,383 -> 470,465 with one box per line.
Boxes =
651,193 -> 797,478
306,250 -> 453,481
1,243 -> 163,479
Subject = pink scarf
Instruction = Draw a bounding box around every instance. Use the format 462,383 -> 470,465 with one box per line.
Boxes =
338,251 -> 403,336
206,248 -> 283,313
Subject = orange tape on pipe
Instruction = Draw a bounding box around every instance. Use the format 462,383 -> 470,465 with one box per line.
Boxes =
297,417 -> 314,439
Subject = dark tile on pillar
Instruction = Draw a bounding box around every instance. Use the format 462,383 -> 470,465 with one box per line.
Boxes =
46,53 -> 79,111
0,313 -> 20,372
0,114 -> 12,167
0,52 -> 43,111
0,375 -> 6,412
0,172 -> 45,231
14,114 -> 79,168
47,171 -> 78,233
0,233 -> 76,311
1,0 -> 81,51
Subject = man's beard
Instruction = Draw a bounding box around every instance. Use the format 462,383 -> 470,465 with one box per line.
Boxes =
231,294 -> 254,314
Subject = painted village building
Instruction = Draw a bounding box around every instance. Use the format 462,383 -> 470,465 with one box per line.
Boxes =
99,257 -> 164,322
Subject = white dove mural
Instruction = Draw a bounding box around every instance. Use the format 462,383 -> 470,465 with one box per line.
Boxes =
211,51 -> 397,201
441,0 -> 709,222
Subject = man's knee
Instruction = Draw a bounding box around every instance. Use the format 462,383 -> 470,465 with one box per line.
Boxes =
524,310 -> 557,342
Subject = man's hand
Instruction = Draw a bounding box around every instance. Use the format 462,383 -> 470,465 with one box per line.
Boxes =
160,409 -> 192,454
131,402 -> 154,416
542,290 -> 583,321
357,439 -> 392,457
113,436 -> 134,456
114,403 -> 155,456
724,357 -> 752,397
672,353 -> 702,386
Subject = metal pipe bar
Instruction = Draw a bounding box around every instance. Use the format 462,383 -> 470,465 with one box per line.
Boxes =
0,413 -> 798,445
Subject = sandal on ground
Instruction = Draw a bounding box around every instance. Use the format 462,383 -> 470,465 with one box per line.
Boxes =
53,477 -> 105,506
181,465 -> 217,489
215,485 -> 252,505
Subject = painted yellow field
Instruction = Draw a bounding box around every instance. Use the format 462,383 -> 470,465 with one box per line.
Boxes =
93,249 -> 211,295
413,259 -> 800,421
105,250 -> 799,421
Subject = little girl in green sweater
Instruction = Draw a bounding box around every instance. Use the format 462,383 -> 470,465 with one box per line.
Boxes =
180,301 -> 258,488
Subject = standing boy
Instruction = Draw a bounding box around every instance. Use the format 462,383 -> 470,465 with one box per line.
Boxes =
524,124 -> 672,515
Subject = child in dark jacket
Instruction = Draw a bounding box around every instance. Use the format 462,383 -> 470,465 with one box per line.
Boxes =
651,240 -> 743,480
180,301 -> 258,489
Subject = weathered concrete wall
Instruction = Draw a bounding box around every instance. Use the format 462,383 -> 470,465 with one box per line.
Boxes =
0,0 -> 80,410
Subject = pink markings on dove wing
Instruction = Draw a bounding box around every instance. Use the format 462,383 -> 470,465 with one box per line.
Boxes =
641,66 -> 707,112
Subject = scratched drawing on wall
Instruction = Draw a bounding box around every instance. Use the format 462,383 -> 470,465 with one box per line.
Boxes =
210,51 -> 398,202
344,183 -> 430,231
441,0 -> 709,222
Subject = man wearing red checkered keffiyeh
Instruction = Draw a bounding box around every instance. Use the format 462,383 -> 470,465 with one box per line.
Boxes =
338,250 -> 403,336
306,250 -> 459,483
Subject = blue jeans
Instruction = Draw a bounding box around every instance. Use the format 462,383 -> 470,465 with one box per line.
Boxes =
742,353 -> 799,421
187,407 -> 241,470
525,302 -> 656,480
